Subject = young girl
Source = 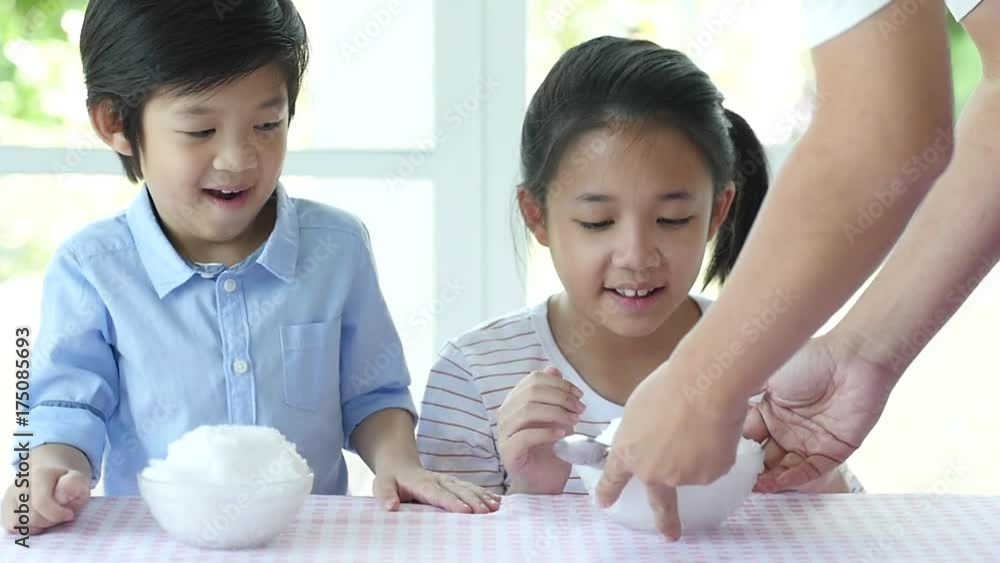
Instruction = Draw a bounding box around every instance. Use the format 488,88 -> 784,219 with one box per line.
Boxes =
3,0 -> 497,536
416,36 -> 863,496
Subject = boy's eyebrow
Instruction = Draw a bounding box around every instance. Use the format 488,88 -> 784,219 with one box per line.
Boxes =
174,94 -> 288,117
576,191 -> 692,202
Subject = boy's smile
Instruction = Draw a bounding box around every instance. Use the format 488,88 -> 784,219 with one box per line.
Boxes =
134,64 -> 289,266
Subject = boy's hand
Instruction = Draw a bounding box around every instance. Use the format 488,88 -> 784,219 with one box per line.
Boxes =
497,366 -> 584,494
373,464 -> 501,514
3,468 -> 91,535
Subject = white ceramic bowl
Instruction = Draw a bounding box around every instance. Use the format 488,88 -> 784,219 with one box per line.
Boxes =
138,472 -> 313,549
575,419 -> 764,532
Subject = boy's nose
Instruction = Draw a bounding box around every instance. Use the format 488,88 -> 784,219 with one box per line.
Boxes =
213,137 -> 258,173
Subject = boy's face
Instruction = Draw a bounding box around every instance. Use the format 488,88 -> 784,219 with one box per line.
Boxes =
524,125 -> 734,338
138,64 -> 289,260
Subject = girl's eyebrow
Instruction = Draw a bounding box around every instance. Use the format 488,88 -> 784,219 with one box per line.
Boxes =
174,94 -> 288,117
576,191 -> 692,202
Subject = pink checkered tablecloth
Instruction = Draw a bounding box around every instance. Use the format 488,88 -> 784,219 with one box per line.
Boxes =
4,494 -> 1000,562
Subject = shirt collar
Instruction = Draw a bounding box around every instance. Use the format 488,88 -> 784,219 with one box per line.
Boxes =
126,183 -> 299,299
256,183 -> 299,283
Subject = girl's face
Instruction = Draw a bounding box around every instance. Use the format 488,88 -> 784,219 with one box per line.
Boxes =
522,124 -> 735,338
107,64 -> 289,262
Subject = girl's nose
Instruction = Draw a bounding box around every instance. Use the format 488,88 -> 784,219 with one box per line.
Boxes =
613,226 -> 659,272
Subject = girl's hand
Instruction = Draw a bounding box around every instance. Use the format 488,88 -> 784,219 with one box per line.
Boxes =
496,366 -> 586,494
373,463 -> 501,514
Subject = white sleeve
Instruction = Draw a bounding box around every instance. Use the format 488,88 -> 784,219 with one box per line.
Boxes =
416,342 -> 505,493
947,0 -> 983,20
801,0 -> 893,48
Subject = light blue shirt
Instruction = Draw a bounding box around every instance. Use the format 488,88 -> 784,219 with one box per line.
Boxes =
21,184 -> 416,495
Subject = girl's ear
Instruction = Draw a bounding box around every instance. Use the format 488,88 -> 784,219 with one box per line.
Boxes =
707,182 -> 736,242
517,186 -> 550,247
89,99 -> 133,156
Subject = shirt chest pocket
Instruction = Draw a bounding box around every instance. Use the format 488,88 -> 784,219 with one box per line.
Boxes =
279,320 -> 341,412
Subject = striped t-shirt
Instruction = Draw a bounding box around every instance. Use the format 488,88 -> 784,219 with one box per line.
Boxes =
416,296 -> 863,495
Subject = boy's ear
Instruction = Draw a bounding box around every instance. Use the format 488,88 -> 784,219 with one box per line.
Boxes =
517,186 -> 549,247
89,100 -> 133,156
707,182 -> 736,241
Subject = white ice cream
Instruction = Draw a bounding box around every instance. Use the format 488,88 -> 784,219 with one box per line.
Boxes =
141,425 -> 311,485
575,418 -> 765,532
138,425 -> 314,550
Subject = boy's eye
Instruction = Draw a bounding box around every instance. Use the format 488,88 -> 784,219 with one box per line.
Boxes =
658,216 -> 694,226
255,121 -> 282,131
576,220 -> 613,231
183,129 -> 215,138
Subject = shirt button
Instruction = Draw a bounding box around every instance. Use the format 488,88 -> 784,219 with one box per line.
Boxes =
223,279 -> 238,293
233,359 -> 249,375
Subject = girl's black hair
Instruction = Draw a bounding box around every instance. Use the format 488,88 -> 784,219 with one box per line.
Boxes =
520,36 -> 768,286
80,0 -> 310,182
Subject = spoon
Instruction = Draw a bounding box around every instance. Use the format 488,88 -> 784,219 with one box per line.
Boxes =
552,434 -> 609,469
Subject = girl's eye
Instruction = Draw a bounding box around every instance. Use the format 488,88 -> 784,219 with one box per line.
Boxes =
658,216 -> 694,226
576,220 -> 613,231
184,129 -> 215,138
255,121 -> 282,131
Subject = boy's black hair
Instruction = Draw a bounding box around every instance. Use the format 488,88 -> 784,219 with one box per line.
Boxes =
80,0 -> 310,182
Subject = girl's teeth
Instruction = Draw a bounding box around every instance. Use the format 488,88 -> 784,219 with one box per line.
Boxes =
613,288 -> 653,298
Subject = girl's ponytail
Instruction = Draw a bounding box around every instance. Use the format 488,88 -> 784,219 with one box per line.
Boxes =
704,108 -> 769,286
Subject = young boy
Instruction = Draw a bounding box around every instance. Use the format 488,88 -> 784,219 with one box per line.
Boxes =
3,0 -> 498,535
